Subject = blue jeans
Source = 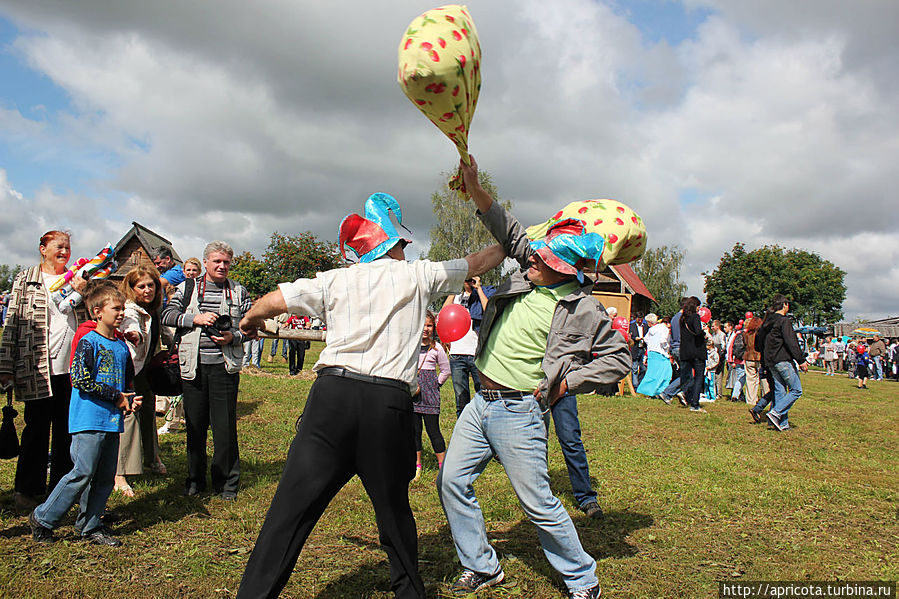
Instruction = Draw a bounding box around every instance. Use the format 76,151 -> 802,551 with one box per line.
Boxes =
751,370 -> 776,414
550,394 -> 597,508
769,361 -> 802,427
243,339 -> 262,367
449,355 -> 481,417
730,365 -> 746,400
437,393 -> 597,592
269,339 -> 288,358
872,355 -> 883,379
33,431 -> 119,535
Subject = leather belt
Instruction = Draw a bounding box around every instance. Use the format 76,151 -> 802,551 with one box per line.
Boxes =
317,367 -> 409,394
481,388 -> 527,401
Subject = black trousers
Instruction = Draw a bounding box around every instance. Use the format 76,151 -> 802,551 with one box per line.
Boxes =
288,340 -> 306,375
181,363 -> 240,494
237,374 -> 424,599
679,358 -> 705,409
413,412 -> 446,454
15,374 -> 73,497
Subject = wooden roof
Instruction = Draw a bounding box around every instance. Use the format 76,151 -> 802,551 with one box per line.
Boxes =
113,222 -> 182,264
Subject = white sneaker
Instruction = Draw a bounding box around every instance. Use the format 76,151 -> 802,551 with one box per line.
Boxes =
157,423 -> 171,435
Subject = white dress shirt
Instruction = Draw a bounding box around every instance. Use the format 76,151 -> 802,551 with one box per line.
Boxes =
279,257 -> 468,388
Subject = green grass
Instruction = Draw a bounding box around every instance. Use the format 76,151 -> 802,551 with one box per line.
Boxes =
1,348 -> 896,598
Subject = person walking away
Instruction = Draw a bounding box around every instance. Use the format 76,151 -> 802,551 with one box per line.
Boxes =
28,281 -> 141,546
742,317 -> 764,407
678,297 -> 707,413
635,314 -> 671,399
758,295 -> 806,431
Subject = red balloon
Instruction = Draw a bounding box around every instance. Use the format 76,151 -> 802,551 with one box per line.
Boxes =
735,324 -> 742,330
436,304 -> 472,343
612,317 -> 629,342
745,311 -> 753,319
739,319 -> 744,325
698,306 -> 712,323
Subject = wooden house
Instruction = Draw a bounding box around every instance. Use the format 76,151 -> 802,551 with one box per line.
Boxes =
591,263 -> 656,322
110,222 -> 182,282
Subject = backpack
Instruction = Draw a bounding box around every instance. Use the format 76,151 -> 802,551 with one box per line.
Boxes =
733,333 -> 746,361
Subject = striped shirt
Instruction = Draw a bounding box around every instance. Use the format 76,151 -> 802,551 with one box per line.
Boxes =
166,278 -> 253,365
278,258 -> 468,388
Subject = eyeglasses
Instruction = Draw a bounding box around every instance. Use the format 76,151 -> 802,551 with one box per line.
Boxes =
464,279 -> 475,283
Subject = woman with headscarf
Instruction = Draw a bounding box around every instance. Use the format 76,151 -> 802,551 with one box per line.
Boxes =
0,230 -> 88,511
636,314 -> 672,399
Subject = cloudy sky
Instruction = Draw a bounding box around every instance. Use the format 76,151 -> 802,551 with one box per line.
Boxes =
0,0 -> 896,320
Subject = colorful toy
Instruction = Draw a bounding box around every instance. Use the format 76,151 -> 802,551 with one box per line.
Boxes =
525,200 -> 647,267
398,5 -> 481,191
49,243 -> 119,313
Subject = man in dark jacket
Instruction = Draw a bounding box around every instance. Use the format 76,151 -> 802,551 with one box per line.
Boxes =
754,295 -> 806,431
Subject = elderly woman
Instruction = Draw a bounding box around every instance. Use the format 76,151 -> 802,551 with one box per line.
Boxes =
636,313 -> 672,398
0,231 -> 88,512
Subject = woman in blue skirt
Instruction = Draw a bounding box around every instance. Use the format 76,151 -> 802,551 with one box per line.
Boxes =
637,314 -> 672,398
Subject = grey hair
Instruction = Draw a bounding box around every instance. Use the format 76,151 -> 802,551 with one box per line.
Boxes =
204,241 -> 234,260
645,313 -> 658,325
606,306 -> 618,318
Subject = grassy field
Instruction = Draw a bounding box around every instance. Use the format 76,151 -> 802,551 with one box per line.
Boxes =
0,344 -> 896,598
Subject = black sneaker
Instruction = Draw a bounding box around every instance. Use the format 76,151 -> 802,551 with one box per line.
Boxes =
676,392 -> 687,406
581,501 -> 604,520
29,510 -> 55,543
570,583 -> 602,599
748,408 -> 762,423
451,569 -> 505,595
84,526 -> 122,547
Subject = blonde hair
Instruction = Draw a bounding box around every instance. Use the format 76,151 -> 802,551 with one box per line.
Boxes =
645,313 -> 658,325
85,280 -> 124,315
184,257 -> 202,272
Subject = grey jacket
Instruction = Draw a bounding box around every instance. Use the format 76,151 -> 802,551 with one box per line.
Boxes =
476,202 -> 631,398
161,278 -> 249,380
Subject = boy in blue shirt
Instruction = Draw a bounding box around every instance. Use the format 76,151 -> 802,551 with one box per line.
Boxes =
29,281 -> 141,546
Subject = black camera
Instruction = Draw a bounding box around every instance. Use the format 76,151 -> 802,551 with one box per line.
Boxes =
203,314 -> 233,339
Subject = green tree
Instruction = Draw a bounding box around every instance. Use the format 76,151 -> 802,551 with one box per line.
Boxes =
631,245 -> 688,318
229,251 -> 270,298
263,232 -> 342,285
703,243 -> 846,325
0,264 -> 23,291
425,170 -> 511,287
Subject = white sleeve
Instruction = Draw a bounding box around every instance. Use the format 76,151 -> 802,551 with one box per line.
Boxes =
416,259 -> 470,302
278,275 -> 327,319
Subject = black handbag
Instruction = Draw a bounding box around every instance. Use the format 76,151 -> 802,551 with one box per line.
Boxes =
146,330 -> 183,396
0,389 -> 19,459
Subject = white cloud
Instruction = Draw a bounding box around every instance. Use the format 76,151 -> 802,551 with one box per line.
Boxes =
0,0 -> 896,319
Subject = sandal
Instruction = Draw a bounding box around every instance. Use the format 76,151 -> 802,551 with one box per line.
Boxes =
114,476 -> 135,497
148,460 -> 167,475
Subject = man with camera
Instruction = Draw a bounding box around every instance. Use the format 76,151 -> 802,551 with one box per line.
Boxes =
162,241 -> 252,500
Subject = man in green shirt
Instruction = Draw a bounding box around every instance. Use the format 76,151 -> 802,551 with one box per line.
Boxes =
438,157 -> 631,599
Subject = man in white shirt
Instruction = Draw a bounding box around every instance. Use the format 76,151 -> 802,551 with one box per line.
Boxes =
235,193 -> 505,599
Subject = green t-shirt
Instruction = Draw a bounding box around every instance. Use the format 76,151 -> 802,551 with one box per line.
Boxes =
475,281 -> 579,392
